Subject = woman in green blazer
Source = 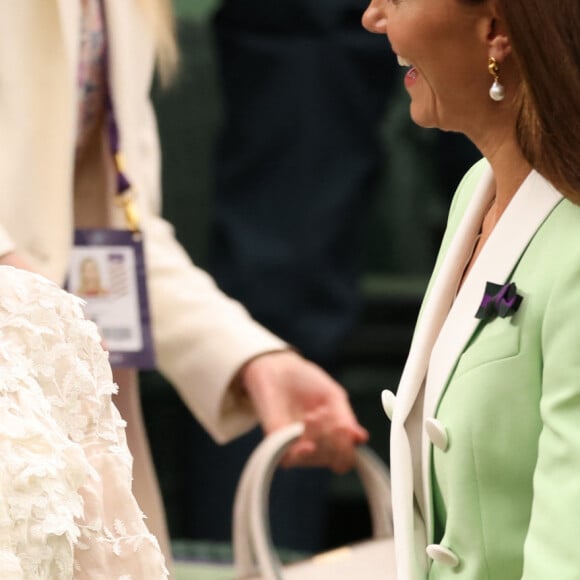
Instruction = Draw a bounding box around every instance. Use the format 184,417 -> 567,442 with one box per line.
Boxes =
363,0 -> 579,578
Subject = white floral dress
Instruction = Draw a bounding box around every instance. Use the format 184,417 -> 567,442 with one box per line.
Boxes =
0,266 -> 167,579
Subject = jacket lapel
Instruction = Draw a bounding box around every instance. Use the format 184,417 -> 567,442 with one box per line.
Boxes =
57,0 -> 81,76
99,0 -> 156,217
420,169 -> 563,539
394,165 -> 496,425
102,0 -> 156,125
390,164 -> 496,579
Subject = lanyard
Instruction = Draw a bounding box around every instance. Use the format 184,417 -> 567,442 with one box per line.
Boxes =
105,95 -> 141,232
98,0 -> 141,232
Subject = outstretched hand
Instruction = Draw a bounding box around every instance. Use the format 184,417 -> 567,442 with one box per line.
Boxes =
240,351 -> 369,473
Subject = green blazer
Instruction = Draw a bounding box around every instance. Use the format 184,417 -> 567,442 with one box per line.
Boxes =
385,159 -> 580,579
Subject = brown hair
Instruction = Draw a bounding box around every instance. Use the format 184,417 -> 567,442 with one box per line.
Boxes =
502,0 -> 580,201
466,0 -> 580,200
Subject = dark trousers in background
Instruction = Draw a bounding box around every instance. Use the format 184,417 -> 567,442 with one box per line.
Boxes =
185,0 -> 393,552
208,0 -> 393,369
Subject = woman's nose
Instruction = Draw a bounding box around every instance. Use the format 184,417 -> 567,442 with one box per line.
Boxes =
362,0 -> 387,34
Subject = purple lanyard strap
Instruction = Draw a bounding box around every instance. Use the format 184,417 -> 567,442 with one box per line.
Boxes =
99,0 -> 141,232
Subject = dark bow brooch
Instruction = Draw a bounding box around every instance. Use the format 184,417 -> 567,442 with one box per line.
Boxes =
475,281 -> 523,321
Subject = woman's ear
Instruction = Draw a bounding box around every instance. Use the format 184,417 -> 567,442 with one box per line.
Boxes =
485,1 -> 512,62
488,23 -> 512,61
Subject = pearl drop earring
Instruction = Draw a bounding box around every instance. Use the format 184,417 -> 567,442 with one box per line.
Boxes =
488,57 -> 505,102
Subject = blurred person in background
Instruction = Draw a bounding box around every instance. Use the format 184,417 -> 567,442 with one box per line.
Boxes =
198,0 -> 392,551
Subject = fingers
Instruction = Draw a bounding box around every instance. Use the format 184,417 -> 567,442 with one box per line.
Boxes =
280,439 -> 316,468
281,436 -> 355,473
280,410 -> 362,473
350,424 -> 370,447
240,350 -> 370,472
334,404 -> 370,445
320,378 -> 370,446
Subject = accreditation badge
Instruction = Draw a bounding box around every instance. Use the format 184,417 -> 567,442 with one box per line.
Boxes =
67,229 -> 155,369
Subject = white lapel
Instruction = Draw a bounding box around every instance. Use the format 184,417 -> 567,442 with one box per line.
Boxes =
390,163 -> 496,579
100,0 -> 156,196
102,0 -> 156,125
420,169 -> 563,538
102,0 -> 128,115
394,165 -> 496,425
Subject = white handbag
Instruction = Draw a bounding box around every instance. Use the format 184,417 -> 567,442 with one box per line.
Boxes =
233,423 -> 397,579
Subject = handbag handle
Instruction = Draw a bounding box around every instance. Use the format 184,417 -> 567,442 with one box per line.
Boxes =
233,423 -> 393,579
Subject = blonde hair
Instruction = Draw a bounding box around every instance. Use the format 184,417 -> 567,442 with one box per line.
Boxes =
139,0 -> 179,85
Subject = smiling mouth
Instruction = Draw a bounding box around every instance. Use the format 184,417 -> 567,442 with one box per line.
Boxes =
397,55 -> 412,67
396,55 -> 418,87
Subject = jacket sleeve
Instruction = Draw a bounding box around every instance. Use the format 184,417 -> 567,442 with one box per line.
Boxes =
0,226 -> 15,258
521,242 -> 580,578
144,216 -> 287,444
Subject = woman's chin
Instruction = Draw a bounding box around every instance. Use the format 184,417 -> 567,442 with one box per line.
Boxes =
409,104 -> 439,130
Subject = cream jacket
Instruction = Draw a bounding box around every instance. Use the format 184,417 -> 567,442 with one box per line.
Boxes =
0,0 -> 285,443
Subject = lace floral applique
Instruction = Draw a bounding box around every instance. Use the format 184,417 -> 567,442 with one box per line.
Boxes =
0,267 -> 167,579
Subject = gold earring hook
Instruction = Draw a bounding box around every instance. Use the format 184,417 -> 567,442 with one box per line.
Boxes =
488,57 -> 500,80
